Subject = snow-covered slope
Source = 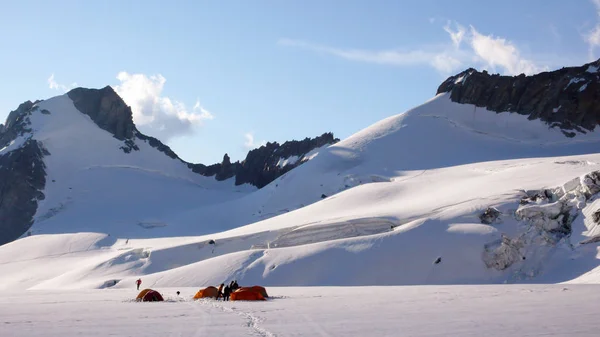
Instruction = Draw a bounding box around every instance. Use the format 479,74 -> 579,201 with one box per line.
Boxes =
16,94 -> 254,238
2,88 -> 600,290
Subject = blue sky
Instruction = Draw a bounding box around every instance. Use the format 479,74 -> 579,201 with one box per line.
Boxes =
0,0 -> 598,164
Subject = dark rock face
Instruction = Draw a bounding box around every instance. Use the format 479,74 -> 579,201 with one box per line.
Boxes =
188,132 -> 339,188
67,86 -> 136,140
437,60 -> 600,136
0,139 -> 47,245
0,101 -> 48,245
67,86 -> 181,160
236,133 -> 338,188
0,101 -> 35,148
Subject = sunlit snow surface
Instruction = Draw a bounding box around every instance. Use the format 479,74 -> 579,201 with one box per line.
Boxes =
1,285 -> 600,337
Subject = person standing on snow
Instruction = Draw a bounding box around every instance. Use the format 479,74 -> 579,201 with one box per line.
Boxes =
136,278 -> 142,290
223,284 -> 231,301
217,283 -> 224,300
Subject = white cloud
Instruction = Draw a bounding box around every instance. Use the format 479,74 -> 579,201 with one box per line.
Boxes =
278,39 -> 464,73
468,26 -> 546,75
280,22 -> 547,76
585,0 -> 600,60
114,72 -> 214,141
193,99 -> 215,120
243,132 -> 266,149
443,21 -> 466,48
47,74 -> 77,92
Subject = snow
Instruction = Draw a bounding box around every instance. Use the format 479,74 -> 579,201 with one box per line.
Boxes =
586,65 -> 599,73
26,95 -> 255,237
301,144 -> 325,162
276,155 -> 300,168
567,77 -> 585,88
2,285 -> 600,336
454,75 -> 465,83
1,92 -> 600,289
0,135 -> 28,155
4,89 -> 600,334
580,83 -> 589,92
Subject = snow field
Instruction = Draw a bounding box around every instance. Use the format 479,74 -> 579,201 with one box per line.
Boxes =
2,285 -> 600,337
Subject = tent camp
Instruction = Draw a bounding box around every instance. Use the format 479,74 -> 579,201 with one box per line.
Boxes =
193,286 -> 219,300
230,287 -> 266,301
136,289 -> 164,302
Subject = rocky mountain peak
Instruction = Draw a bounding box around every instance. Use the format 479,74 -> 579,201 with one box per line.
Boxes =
67,86 -> 136,141
437,59 -> 600,137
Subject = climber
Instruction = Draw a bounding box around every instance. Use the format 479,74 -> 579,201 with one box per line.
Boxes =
135,278 -> 142,290
223,284 -> 231,301
217,283 -> 224,300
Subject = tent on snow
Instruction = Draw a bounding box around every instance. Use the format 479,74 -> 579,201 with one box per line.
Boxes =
230,287 -> 267,301
136,289 -> 164,302
193,286 -> 219,300
248,286 -> 268,298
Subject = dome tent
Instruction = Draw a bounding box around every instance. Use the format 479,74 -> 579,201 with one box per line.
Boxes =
193,286 -> 219,300
230,287 -> 266,301
136,289 -> 164,302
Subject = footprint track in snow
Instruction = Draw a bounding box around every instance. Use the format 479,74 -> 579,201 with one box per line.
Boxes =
196,299 -> 276,337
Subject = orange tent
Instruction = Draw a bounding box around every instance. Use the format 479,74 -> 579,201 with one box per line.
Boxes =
249,286 -> 268,298
193,286 -> 219,300
230,287 -> 266,301
136,289 -> 152,300
136,289 -> 164,302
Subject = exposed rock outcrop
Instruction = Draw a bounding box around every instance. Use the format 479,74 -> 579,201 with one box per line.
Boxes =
479,207 -> 501,225
68,86 -> 135,140
188,132 -> 339,188
437,59 -> 600,136
0,102 -> 48,245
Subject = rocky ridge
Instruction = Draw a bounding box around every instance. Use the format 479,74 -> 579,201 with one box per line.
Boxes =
0,87 -> 337,244
188,132 -> 338,188
437,59 -> 600,137
0,102 -> 48,245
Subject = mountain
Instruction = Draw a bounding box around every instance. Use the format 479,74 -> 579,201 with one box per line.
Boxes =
0,87 -> 337,245
437,59 -> 600,136
188,132 -> 338,188
2,60 -> 600,290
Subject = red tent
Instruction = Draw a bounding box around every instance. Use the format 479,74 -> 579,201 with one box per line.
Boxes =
141,290 -> 164,302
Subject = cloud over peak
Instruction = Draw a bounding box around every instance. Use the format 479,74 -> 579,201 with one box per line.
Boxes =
280,22 -> 547,76
584,0 -> 600,60
47,74 -> 77,92
244,132 -> 266,150
114,72 -> 214,141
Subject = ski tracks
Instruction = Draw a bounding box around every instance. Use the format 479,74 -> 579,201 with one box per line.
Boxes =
196,299 -> 276,337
